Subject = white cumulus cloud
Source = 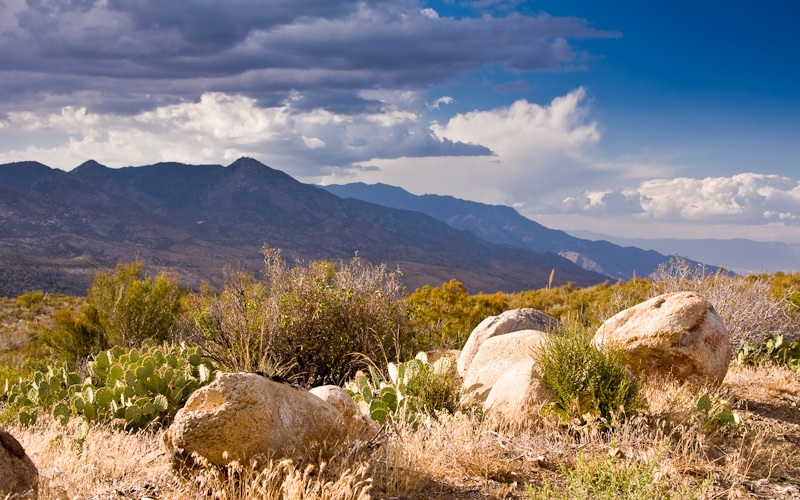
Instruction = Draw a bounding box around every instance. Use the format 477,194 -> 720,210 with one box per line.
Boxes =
0,90 -> 488,172
322,88 -> 654,204
552,173 -> 800,224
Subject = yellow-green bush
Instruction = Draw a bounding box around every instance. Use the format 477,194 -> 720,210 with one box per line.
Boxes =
87,261 -> 183,347
506,279 -> 652,327
408,279 -> 508,349
42,261 -> 184,366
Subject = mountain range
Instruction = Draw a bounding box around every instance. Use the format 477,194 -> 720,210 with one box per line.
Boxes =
0,158 -> 615,297
568,231 -> 800,275
320,183 -> 675,280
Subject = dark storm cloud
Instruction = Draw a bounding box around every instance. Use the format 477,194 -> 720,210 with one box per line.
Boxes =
0,0 -> 613,114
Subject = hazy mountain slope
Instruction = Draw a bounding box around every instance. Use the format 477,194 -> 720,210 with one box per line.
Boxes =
569,231 -> 800,275
0,159 -> 607,296
321,182 -> 673,280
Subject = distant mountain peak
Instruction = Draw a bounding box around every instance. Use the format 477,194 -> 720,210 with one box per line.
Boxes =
73,159 -> 110,173
227,157 -> 269,170
226,157 -> 296,183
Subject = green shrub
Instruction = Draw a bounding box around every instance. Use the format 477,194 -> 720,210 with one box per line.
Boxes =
534,324 -> 640,426
2,342 -> 216,430
41,261 -> 183,366
404,353 -> 460,416
188,271 -> 277,373
41,306 -> 106,368
15,290 -> 45,313
506,279 -> 652,327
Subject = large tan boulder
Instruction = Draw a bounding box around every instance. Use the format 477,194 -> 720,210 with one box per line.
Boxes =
457,309 -> 559,377
483,359 -> 550,422
165,373 -> 353,468
309,385 -> 379,441
461,329 -> 549,403
594,291 -> 731,385
0,429 -> 38,499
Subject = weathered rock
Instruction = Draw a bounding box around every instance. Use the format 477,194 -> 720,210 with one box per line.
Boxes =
0,429 -> 38,499
164,373 -> 351,468
424,349 -> 461,365
461,329 -> 549,403
457,308 -> 559,377
594,291 -> 731,385
483,359 -> 550,422
309,385 -> 379,441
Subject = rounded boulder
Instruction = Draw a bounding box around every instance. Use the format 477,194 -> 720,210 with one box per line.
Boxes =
457,308 -> 559,377
164,373 -> 352,468
594,291 -> 731,385
461,329 -> 549,403
309,385 -> 379,442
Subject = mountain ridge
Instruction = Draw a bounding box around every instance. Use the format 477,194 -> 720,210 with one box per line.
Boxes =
321,182 -> 679,280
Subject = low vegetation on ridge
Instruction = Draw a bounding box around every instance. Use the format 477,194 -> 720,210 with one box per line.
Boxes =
1,255 -> 799,499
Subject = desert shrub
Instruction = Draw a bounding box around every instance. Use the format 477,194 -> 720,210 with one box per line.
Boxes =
2,341 -> 216,430
533,323 -> 641,426
42,305 -> 106,368
769,272 -> 800,308
87,261 -> 183,347
188,271 -> 280,373
266,249 -> 415,385
42,261 -> 183,365
0,292 -> 70,372
651,258 -> 798,350
404,354 -> 460,416
188,248 -> 415,386
408,279 -> 508,349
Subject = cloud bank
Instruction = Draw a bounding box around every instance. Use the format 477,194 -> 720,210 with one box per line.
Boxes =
0,91 -> 490,172
323,88 -> 670,204
0,0 -> 612,115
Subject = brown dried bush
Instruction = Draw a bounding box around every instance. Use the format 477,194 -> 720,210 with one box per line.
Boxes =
651,258 -> 798,350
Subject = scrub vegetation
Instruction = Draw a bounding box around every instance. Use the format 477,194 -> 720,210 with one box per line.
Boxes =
1,255 -> 799,499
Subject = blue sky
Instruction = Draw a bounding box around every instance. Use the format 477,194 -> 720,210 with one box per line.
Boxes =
1,0 -> 799,242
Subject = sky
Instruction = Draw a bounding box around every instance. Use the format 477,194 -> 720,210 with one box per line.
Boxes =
1,0 -> 799,243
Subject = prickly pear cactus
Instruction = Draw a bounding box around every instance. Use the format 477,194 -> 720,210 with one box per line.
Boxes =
2,341 -> 217,430
345,352 -> 458,426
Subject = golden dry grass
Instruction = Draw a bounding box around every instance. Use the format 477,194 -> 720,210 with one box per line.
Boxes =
4,362 -> 800,499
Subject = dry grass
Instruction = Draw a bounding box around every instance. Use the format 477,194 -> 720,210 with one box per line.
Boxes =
5,362 -> 800,499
